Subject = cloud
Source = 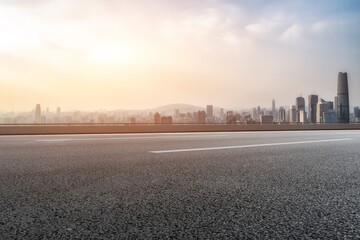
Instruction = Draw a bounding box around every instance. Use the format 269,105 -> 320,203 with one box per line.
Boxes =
278,21 -> 330,42
310,21 -> 327,32
278,24 -> 305,41
246,19 -> 279,35
222,31 -> 252,47
159,6 -> 243,47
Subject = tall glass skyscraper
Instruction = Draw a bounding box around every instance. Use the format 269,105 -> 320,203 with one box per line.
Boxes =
308,94 -> 318,123
296,96 -> 305,122
337,72 -> 350,123
272,99 -> 276,118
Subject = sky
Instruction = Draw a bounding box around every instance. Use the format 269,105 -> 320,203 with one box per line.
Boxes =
0,0 -> 359,111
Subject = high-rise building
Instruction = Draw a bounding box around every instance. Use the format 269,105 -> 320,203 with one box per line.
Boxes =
317,100 -> 329,123
206,105 -> 214,123
296,96 -> 305,122
206,105 -> 213,118
272,99 -> 277,118
337,72 -> 350,123
175,109 -> 180,121
299,110 -> 307,123
317,99 -> 335,123
289,105 -> 297,123
219,108 -> 225,122
251,107 -> 258,122
35,104 -> 41,123
308,95 -> 318,123
198,110 -> 206,124
193,112 -> 198,122
279,107 -> 286,122
154,112 -> 161,124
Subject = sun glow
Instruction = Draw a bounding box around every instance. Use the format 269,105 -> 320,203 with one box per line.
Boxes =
84,46 -> 138,65
0,1 -> 359,111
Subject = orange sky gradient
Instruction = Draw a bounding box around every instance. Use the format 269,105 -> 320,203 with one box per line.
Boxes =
0,0 -> 359,111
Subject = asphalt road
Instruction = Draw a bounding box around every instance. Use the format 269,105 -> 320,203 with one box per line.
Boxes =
1,130 -> 360,239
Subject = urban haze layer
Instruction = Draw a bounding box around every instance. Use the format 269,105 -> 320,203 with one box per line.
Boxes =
1,72 -> 359,125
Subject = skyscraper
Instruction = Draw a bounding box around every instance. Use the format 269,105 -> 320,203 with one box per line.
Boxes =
316,99 -> 334,123
289,105 -> 296,123
279,107 -> 286,122
198,110 -> 206,124
337,72 -> 350,123
154,112 -> 161,124
317,100 -> 328,123
299,110 -> 307,123
272,99 -> 276,118
175,109 -> 180,120
220,108 -> 225,122
308,95 -> 318,123
296,96 -> 305,122
35,104 -> 41,123
206,105 -> 213,118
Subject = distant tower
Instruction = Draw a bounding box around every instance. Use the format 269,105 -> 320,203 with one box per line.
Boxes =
206,105 -> 213,118
337,72 -> 350,123
220,108 -> 225,122
308,95 -> 318,123
198,110 -> 206,124
272,99 -> 276,118
35,104 -> 41,123
279,107 -> 286,122
154,112 -> 161,125
289,105 -> 296,123
296,96 -> 305,122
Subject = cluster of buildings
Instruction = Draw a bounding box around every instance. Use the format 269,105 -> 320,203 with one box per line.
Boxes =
259,72 -> 354,124
153,106 -> 218,125
0,72 -> 358,125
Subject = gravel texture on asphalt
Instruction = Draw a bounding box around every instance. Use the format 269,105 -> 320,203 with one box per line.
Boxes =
1,131 -> 360,239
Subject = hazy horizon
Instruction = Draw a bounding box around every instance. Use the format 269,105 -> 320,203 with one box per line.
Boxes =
1,0 -> 359,111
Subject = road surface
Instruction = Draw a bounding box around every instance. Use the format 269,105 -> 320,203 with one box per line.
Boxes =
1,130 -> 360,239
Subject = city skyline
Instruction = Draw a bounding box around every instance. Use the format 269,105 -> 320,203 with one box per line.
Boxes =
1,71 -> 358,124
0,71 -> 356,115
0,71 -> 358,113
0,0 -> 360,111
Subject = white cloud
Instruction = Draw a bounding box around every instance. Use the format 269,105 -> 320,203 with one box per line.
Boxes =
278,24 -> 304,41
278,21 -> 330,42
159,6 -> 244,47
310,21 -> 327,32
246,19 -> 278,34
222,31 -> 251,47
